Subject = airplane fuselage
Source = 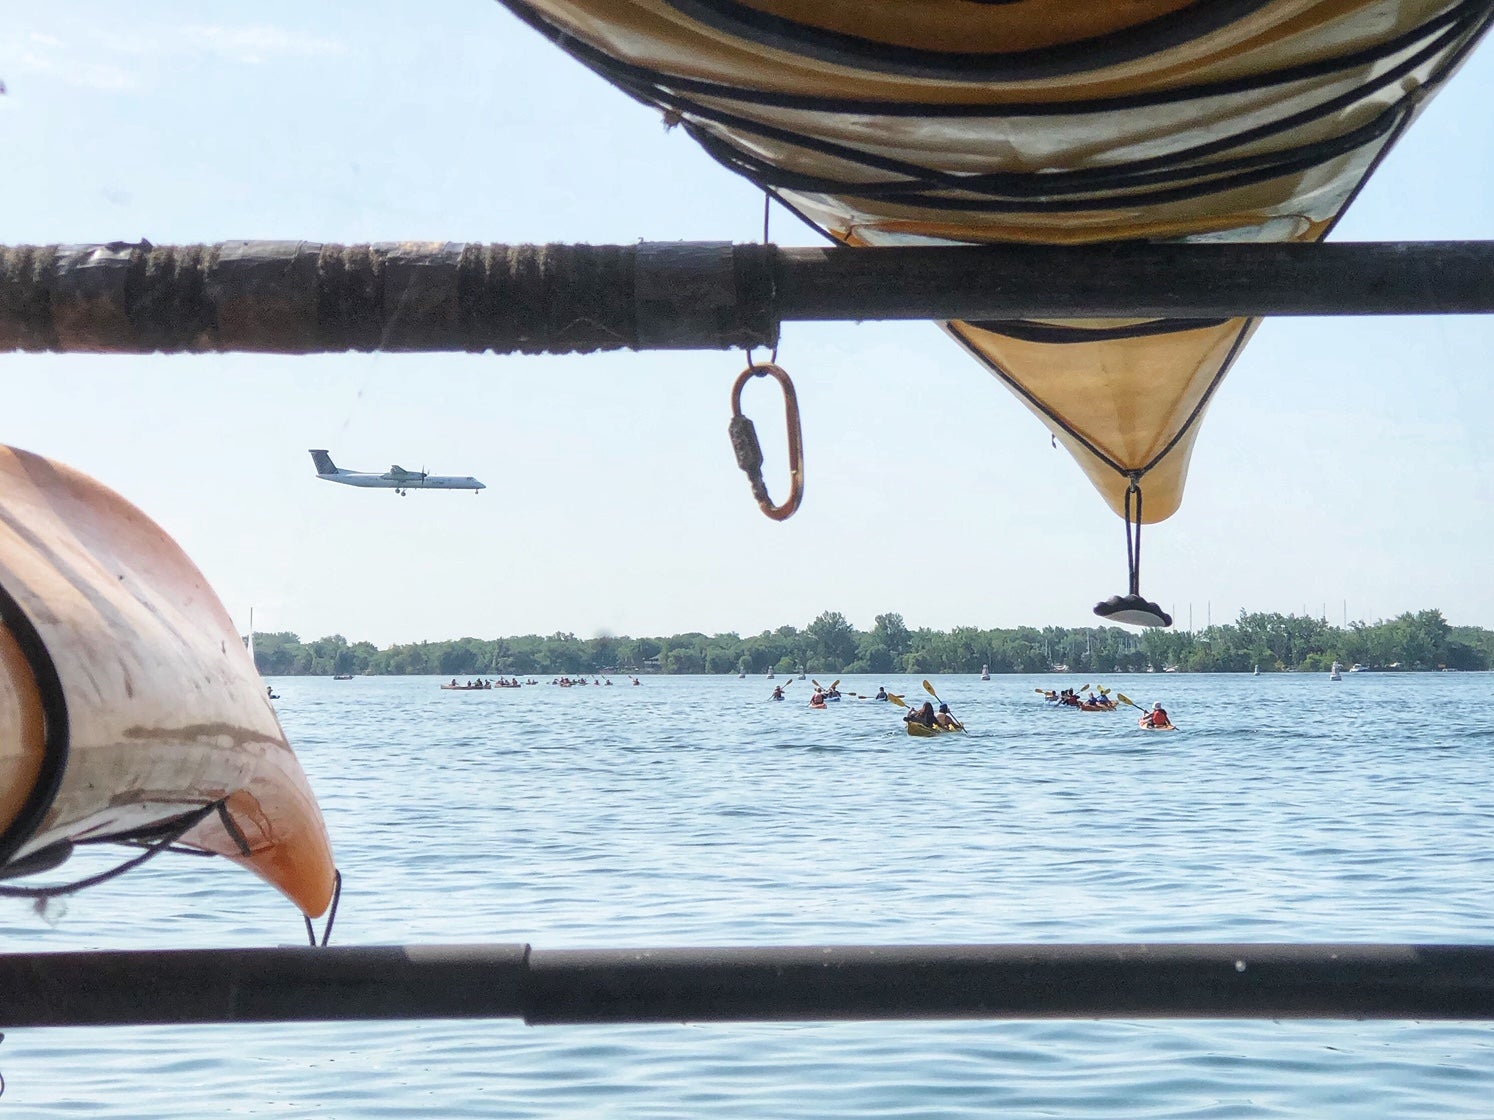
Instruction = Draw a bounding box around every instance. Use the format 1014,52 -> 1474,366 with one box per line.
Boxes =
309,450 -> 484,493
324,472 -> 485,490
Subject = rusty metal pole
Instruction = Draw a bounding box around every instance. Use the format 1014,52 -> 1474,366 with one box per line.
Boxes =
4,240 -> 1494,356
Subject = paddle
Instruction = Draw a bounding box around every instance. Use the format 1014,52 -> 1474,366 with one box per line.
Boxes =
769,679 -> 792,699
921,679 -> 965,732
888,693 -> 929,727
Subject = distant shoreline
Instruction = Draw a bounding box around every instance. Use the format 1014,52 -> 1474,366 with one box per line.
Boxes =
249,609 -> 1493,678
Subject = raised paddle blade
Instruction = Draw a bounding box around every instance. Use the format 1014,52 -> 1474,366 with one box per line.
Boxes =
888,694 -> 907,708
831,680 -> 840,691
1116,693 -> 1141,710
922,679 -> 937,697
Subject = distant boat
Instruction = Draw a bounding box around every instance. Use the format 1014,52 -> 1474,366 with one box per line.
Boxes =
332,674 -> 354,681
1329,662 -> 1343,681
1349,664 -> 1370,673
737,671 -> 745,679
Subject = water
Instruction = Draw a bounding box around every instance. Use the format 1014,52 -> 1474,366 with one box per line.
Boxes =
4,672 -> 1493,1116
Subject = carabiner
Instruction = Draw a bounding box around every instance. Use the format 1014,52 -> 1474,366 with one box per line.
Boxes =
728,362 -> 803,521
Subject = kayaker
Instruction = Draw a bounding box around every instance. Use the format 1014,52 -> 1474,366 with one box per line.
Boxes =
874,687 -> 888,701
1147,702 -> 1170,728
810,687 -> 825,705
771,685 -> 784,700
934,703 -> 958,729
905,701 -> 936,728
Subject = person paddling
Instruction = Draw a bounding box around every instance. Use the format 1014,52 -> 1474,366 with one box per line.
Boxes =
771,685 -> 784,700
1145,701 -> 1171,728
904,700 -> 936,728
934,703 -> 958,730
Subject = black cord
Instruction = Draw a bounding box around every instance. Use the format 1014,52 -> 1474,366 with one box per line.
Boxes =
0,801 -> 219,901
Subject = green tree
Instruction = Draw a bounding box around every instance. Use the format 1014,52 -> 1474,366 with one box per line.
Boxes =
807,611 -> 858,670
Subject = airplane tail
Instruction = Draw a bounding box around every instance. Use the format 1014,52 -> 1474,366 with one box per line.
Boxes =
309,449 -> 338,476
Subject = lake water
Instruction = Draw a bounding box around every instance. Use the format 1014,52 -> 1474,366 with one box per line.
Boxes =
4,672 -> 1493,1116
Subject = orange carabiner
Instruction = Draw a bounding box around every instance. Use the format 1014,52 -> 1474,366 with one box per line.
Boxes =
728,362 -> 803,521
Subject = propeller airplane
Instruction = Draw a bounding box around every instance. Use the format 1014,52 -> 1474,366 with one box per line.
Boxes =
309,450 -> 485,496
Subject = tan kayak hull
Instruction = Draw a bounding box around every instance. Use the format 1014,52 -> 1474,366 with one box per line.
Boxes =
0,446 -> 335,917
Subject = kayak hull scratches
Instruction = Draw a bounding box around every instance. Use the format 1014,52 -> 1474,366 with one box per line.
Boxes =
0,446 -> 335,918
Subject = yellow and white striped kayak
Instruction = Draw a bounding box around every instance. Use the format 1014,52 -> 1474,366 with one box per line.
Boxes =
499,0 -> 1493,522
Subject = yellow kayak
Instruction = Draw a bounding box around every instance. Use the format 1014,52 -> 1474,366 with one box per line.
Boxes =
906,721 -> 961,737
0,446 -> 336,918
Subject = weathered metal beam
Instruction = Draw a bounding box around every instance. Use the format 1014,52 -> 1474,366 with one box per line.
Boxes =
3,942 -> 1493,1028
3,240 -> 1494,357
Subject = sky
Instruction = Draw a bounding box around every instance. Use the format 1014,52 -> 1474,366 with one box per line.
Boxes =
5,1 -> 1494,647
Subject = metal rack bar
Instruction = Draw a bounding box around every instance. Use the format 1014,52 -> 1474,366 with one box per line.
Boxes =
4,240 -> 1493,357
4,942 -> 1493,1028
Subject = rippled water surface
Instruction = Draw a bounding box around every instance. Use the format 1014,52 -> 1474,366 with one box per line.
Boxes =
5,672 -> 1494,1116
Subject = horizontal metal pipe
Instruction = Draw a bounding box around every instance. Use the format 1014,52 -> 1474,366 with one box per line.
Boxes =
2,240 -> 1493,357
3,942 -> 1493,1028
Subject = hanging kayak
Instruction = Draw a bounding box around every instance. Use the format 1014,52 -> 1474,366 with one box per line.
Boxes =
499,0 -> 1494,621
0,446 -> 336,918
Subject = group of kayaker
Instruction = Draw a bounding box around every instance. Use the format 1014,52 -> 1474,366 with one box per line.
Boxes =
808,683 -> 843,708
1042,685 -> 1174,728
1042,687 -> 1116,710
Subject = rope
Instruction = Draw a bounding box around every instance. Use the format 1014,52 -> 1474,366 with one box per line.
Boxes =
0,801 -> 219,901
1124,478 -> 1144,596
304,869 -> 343,947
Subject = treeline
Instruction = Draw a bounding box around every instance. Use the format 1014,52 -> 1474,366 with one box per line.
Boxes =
251,609 -> 1493,677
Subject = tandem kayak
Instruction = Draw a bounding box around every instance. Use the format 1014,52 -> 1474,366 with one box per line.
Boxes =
906,721 -> 961,737
1138,718 -> 1178,731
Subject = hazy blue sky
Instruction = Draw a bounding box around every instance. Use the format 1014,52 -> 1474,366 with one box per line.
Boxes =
5,1 -> 1494,646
